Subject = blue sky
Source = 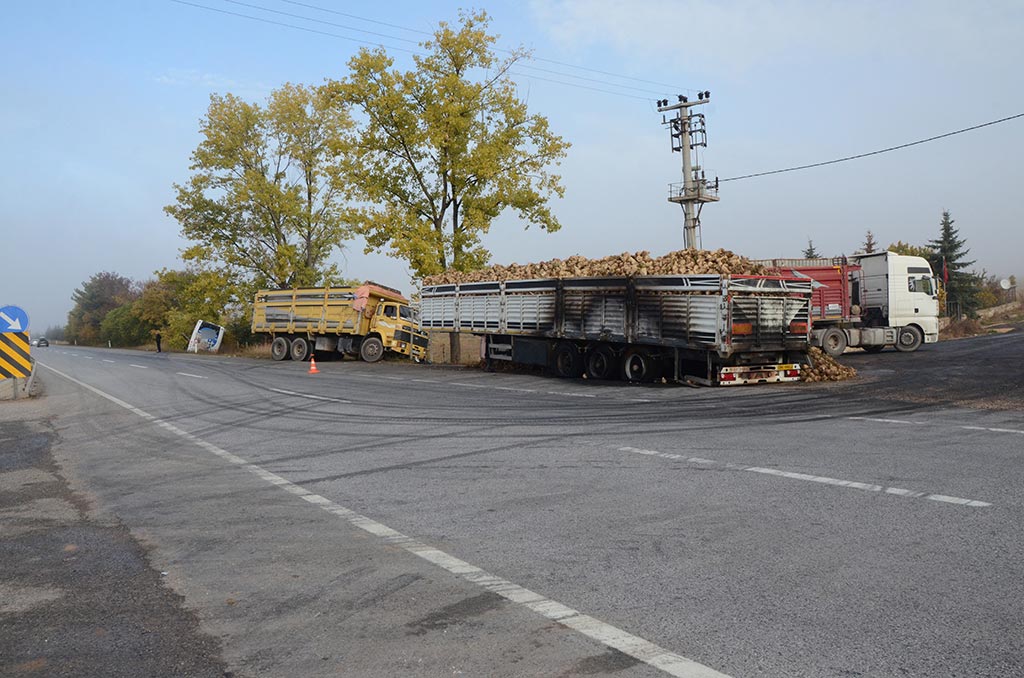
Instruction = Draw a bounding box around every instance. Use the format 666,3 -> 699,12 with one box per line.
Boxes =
3,0 -> 1022,331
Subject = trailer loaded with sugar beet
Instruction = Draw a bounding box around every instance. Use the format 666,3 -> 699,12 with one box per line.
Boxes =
252,283 -> 428,362
758,251 -> 940,356
421,272 -> 814,386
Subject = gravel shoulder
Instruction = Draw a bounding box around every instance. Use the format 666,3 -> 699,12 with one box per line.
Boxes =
0,398 -> 231,678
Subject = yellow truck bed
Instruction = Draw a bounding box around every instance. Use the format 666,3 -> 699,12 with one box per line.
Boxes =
252,285 -> 407,335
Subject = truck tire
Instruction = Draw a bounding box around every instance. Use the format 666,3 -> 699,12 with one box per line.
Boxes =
895,325 -> 923,352
622,349 -> 657,382
271,337 -> 291,361
552,342 -> 583,378
585,346 -> 617,380
820,328 -> 848,357
290,337 -> 311,361
359,336 -> 384,363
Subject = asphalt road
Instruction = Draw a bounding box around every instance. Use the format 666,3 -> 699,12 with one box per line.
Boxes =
3,332 -> 1023,677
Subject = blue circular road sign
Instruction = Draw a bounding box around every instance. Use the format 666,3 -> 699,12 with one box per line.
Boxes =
0,305 -> 30,332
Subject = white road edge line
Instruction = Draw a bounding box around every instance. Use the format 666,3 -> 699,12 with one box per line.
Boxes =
176,372 -> 208,379
620,447 -> 991,508
38,361 -> 729,678
129,364 -> 148,369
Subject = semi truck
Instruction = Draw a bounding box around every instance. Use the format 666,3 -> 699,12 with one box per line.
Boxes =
252,283 -> 428,363
758,251 -> 939,356
420,274 -> 814,386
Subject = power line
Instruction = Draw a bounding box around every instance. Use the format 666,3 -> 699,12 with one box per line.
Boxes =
222,0 -> 421,45
721,113 -> 1024,182
276,0 -> 696,91
227,1 -> 666,96
171,0 -> 668,101
170,0 -> 421,53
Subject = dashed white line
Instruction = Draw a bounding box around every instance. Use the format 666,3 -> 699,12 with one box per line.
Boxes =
268,387 -> 350,404
176,372 -> 208,379
39,362 -> 730,678
962,426 -> 1024,435
129,364 -> 148,369
619,446 -> 991,508
103,359 -> 116,363
847,416 -> 922,425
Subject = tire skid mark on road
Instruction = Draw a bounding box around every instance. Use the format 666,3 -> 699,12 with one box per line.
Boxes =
619,446 -> 992,508
38,361 -> 730,678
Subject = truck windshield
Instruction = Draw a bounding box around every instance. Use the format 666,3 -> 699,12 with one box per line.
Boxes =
399,306 -> 418,321
909,276 -> 934,295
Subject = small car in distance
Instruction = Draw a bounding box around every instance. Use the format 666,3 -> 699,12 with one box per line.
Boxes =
36,337 -> 49,347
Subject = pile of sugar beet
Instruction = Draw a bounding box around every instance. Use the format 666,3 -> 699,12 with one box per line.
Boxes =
423,248 -> 856,383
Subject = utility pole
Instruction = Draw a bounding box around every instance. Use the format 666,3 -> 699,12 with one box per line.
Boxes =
657,91 -> 718,249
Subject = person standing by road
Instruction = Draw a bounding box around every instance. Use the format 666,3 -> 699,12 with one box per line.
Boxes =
155,332 -> 162,353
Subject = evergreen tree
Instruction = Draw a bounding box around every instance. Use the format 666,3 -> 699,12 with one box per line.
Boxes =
802,238 -> 821,258
928,210 -> 979,317
862,230 -> 877,253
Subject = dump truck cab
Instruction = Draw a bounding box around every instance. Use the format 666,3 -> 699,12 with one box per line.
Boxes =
370,301 -> 427,360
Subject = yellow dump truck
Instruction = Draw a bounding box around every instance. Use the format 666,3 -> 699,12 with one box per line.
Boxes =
252,283 -> 428,362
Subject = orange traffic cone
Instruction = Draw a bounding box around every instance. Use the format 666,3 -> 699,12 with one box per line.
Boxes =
308,354 -> 320,374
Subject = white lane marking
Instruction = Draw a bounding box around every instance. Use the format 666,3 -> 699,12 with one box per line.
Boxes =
268,387 -> 350,404
847,416 -> 922,425
84,356 -> 94,360
546,391 -> 597,398
962,426 -> 1024,435
70,353 -> 79,356
103,359 -> 116,363
620,447 -> 991,508
450,382 -> 486,388
37,362 -> 730,678
129,364 -> 148,369
176,372 -> 208,379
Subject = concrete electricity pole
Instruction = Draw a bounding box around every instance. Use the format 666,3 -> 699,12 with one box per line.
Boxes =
657,92 -> 718,249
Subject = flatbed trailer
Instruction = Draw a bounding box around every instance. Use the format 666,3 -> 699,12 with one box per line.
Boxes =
421,274 -> 813,385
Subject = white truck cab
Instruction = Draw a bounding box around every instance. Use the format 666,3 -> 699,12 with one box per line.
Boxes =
853,252 -> 940,347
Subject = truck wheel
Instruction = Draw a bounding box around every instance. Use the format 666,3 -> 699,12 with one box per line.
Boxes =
895,326 -> 923,352
360,336 -> 384,363
290,337 -> 310,361
271,337 -> 291,361
552,343 -> 583,378
622,350 -> 656,382
820,328 -> 848,357
585,346 -> 617,380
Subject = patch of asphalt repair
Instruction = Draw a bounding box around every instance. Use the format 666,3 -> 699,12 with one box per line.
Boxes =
0,408 -> 232,678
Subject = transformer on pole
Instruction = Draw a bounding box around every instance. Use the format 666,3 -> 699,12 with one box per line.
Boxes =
657,91 -> 718,249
